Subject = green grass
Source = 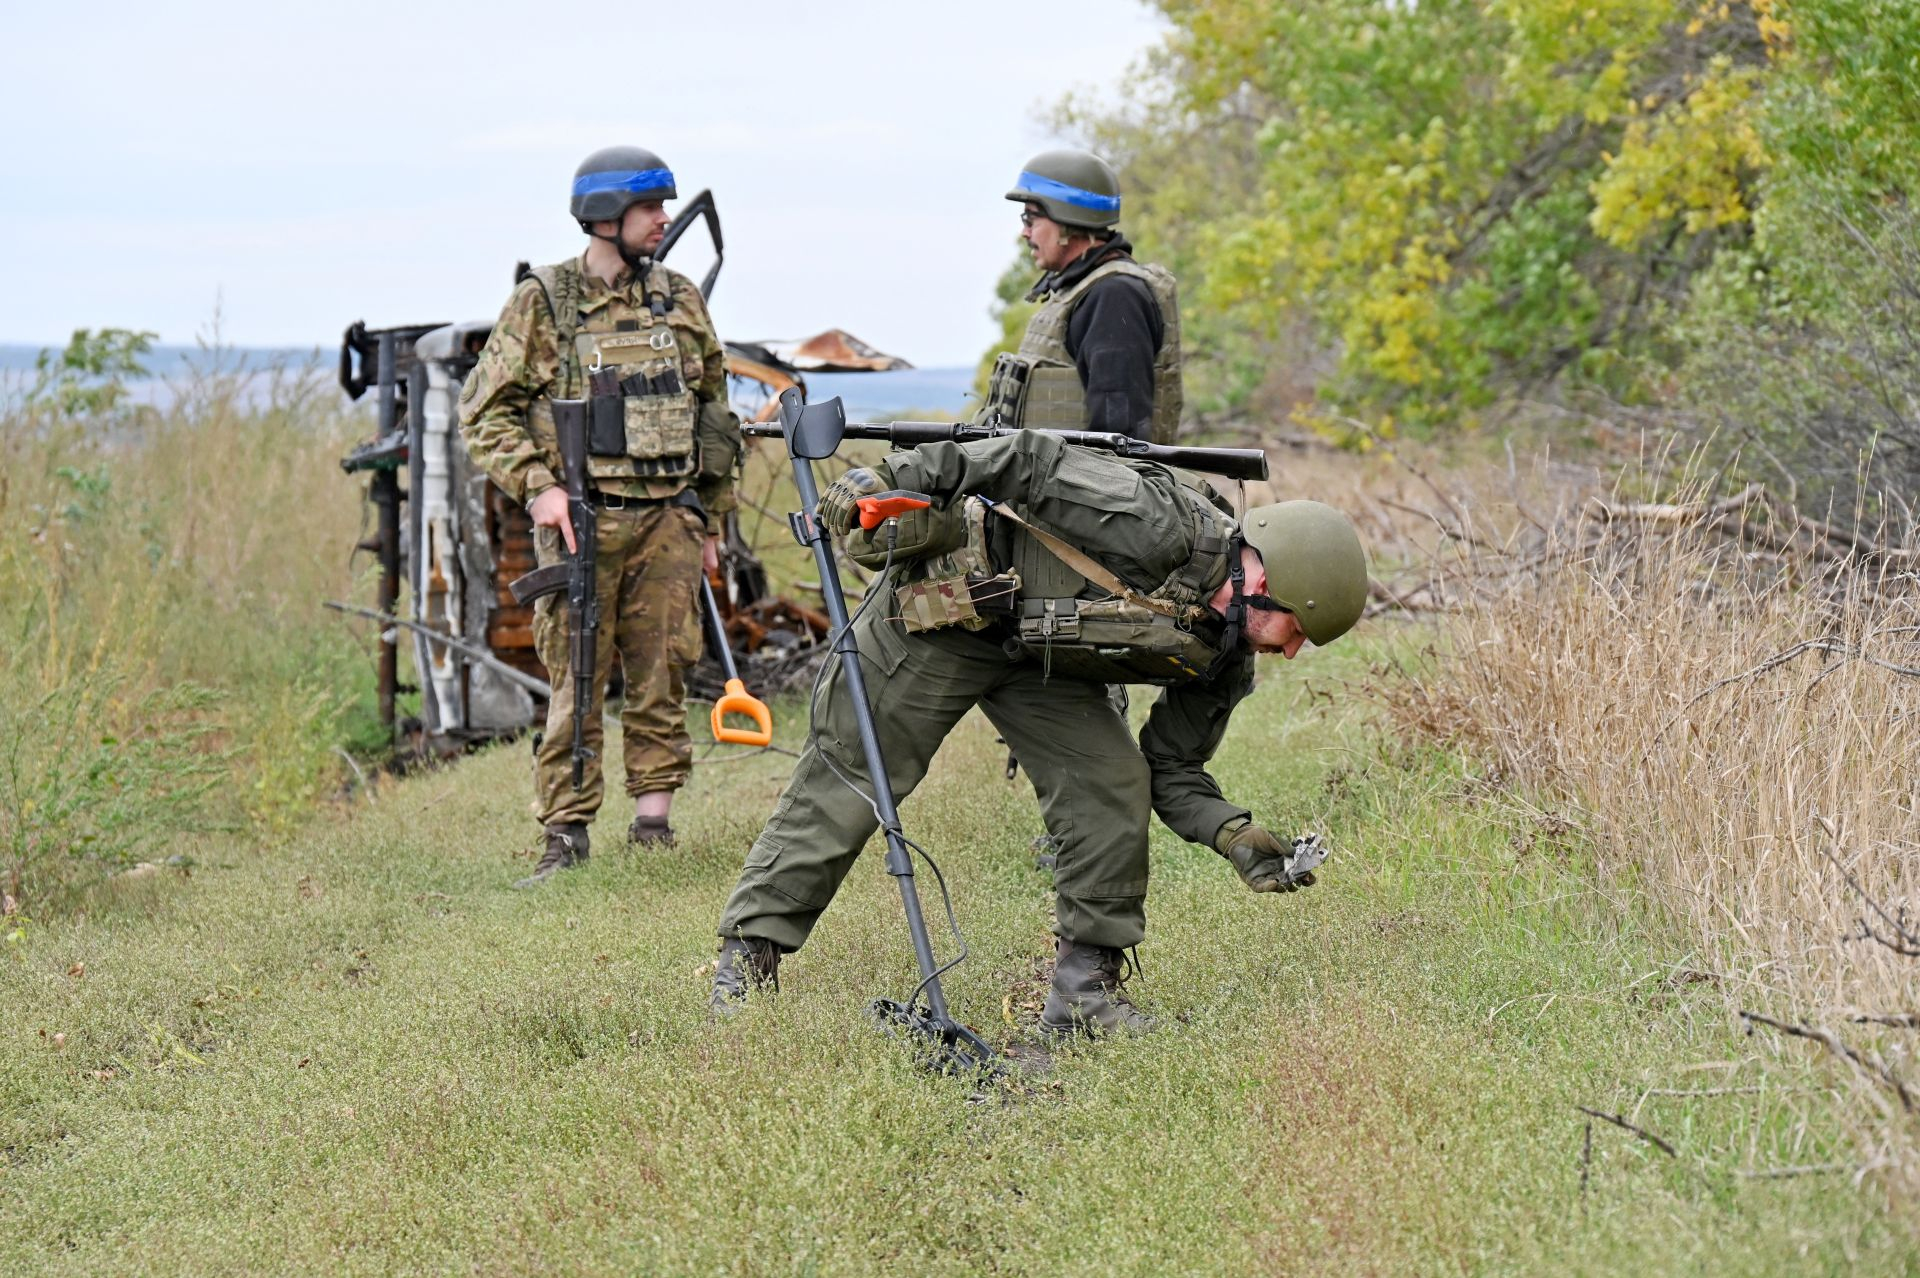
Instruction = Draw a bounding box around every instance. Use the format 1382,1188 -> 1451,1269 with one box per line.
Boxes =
1,639 -> 1909,1275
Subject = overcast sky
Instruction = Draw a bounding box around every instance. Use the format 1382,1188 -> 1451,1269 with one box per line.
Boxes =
1,1 -> 1168,368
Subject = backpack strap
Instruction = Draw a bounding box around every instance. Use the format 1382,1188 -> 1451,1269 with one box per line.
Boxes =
982,500 -> 1197,622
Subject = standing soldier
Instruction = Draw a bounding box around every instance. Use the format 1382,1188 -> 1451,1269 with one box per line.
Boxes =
708,431 -> 1368,1035
979,149 -> 1182,444
460,145 -> 742,887
985,149 -> 1183,864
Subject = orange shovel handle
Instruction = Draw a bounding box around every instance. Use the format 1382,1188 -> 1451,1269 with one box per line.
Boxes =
711,677 -> 773,747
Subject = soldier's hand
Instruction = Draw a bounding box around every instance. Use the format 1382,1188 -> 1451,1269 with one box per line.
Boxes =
815,465 -> 891,535
1218,822 -> 1319,893
702,535 -> 720,575
529,486 -> 577,555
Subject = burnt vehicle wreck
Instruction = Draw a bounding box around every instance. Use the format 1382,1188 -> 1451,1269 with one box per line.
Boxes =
335,190 -> 909,755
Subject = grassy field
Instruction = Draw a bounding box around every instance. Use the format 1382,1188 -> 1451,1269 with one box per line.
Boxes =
3,635 -> 1909,1275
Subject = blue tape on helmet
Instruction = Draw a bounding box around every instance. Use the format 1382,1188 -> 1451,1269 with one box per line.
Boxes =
1013,170 -> 1120,214
572,167 -> 676,198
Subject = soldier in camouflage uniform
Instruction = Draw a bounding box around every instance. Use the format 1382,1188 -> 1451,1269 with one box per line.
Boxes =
709,430 -> 1369,1036
978,149 -> 1183,444
460,145 -> 741,887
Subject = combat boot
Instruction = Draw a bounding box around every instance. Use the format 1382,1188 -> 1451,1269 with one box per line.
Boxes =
708,935 -> 781,1016
513,824 -> 589,890
1039,938 -> 1156,1037
628,813 -> 676,849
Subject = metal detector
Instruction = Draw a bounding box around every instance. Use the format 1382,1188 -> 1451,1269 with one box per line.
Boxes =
773,386 -> 999,1077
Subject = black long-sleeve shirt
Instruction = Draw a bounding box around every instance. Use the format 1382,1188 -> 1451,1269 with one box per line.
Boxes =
1031,236 -> 1165,442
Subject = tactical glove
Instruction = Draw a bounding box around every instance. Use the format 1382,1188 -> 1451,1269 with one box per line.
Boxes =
815,465 -> 892,535
1216,820 -> 1322,893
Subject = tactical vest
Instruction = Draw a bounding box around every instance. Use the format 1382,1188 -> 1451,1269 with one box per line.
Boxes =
859,469 -> 1235,686
979,258 -> 1184,445
525,258 -> 699,483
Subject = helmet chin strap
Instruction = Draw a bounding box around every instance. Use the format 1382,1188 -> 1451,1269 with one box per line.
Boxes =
582,223 -> 653,281
1207,536 -> 1287,678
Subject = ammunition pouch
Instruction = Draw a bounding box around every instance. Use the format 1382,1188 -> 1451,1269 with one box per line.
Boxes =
980,352 -> 1030,428
1008,597 -> 1220,685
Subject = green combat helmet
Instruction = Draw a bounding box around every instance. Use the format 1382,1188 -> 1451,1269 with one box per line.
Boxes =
1240,501 -> 1369,646
1006,149 -> 1122,230
570,145 -> 677,227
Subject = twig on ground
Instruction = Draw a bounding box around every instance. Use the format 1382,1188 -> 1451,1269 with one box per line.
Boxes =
1588,483 -> 1765,527
1849,1013 -> 1920,1029
1740,1010 -> 1917,1114
1736,1163 -> 1852,1179
1574,1105 -> 1678,1157
1814,816 -> 1920,958
1637,1085 -> 1769,1098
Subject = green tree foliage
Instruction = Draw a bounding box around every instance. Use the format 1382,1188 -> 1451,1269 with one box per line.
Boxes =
1050,1 -> 1873,430
25,327 -> 158,417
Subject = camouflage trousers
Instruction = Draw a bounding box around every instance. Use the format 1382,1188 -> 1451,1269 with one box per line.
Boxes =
717,609 -> 1153,952
530,502 -> 706,828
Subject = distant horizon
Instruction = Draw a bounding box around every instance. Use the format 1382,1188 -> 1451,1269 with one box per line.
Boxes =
0,341 -> 971,374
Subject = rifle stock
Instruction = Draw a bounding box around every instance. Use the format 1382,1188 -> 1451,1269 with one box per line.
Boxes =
739,419 -> 1269,483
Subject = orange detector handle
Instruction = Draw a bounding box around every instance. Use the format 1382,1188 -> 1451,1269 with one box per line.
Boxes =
711,677 -> 773,747
855,490 -> 933,531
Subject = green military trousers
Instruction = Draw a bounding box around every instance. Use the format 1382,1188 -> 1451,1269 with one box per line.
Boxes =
530,502 -> 707,828
717,607 -> 1154,952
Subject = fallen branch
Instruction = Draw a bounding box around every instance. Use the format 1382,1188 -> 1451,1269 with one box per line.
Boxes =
1740,1010 -> 1917,1115
1736,1163 -> 1851,1180
1588,483 -> 1764,526
1813,816 -> 1920,959
1849,1013 -> 1920,1029
1573,1104 -> 1678,1157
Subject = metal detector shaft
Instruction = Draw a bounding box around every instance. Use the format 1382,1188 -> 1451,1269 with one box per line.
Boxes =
780,403 -> 955,1026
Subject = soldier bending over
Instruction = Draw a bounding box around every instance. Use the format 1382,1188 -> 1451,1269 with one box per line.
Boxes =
709,431 -> 1367,1035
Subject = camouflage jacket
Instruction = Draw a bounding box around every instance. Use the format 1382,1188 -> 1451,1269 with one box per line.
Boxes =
459,255 -> 735,523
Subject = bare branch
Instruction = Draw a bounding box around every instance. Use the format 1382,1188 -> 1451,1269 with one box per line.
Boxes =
1740,1010 -> 1917,1114
1813,817 -> 1920,958
1573,1105 -> 1679,1157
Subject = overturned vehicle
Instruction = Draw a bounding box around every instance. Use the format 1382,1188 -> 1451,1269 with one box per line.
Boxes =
335,190 -> 910,754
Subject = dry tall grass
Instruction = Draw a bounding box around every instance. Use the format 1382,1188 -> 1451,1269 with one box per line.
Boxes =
1,353 -> 379,904
1392,470 -> 1920,1203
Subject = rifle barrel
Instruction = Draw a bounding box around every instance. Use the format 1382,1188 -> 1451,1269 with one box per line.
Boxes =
739,420 -> 1268,482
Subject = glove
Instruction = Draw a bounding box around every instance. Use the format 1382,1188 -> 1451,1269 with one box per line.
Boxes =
815,465 -> 891,535
1217,821 -> 1322,893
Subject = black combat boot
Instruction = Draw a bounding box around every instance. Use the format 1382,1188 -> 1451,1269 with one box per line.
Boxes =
628,813 -> 676,849
513,824 -> 589,890
708,935 -> 782,1016
1039,938 -> 1156,1037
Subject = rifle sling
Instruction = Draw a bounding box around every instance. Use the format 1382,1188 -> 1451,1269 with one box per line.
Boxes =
982,502 -> 1188,621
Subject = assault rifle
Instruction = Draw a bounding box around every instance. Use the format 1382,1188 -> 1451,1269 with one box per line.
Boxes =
740,420 -> 1270,483
506,398 -> 599,790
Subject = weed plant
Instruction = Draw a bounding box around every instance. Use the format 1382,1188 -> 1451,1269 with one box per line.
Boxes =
1396,474 -> 1920,1211
0,338 -> 383,906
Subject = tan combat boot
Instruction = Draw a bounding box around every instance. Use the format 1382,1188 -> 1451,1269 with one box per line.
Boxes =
514,824 -> 589,890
